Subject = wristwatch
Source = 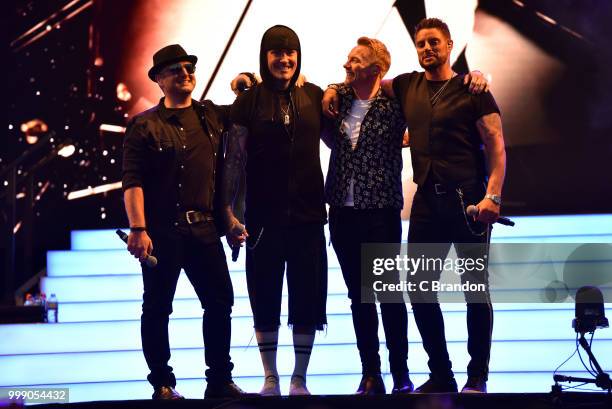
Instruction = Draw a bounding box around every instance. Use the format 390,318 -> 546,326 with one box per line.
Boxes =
485,194 -> 502,206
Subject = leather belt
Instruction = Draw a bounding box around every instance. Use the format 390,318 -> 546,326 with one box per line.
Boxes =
424,180 -> 484,196
183,210 -> 214,225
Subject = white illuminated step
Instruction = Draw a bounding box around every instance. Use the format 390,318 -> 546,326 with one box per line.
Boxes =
1,340 -> 610,386
2,308 -> 610,355
52,297 -> 607,324
48,245 -> 340,278
490,214 -> 612,239
41,266 -> 612,305
68,216 -> 612,252
53,293 -> 353,323
46,248 -> 248,276
41,268 -> 348,302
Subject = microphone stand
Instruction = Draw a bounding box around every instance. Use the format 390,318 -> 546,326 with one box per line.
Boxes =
552,332 -> 611,393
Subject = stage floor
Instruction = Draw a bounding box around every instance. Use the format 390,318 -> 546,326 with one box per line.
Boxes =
34,392 -> 611,409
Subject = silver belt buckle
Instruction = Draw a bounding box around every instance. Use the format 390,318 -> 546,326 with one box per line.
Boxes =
185,210 -> 196,224
434,184 -> 446,195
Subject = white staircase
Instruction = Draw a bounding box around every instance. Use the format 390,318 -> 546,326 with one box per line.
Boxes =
1,215 -> 611,402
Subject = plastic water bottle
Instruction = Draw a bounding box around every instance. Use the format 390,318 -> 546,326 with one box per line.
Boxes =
47,294 -> 58,323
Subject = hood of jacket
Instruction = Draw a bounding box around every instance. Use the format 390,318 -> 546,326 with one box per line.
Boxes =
259,25 -> 301,89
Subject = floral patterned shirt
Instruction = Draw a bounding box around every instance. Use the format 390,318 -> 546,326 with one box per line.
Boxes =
324,85 -> 406,209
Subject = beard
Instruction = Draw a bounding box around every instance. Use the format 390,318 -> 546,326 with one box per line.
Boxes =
420,54 -> 448,71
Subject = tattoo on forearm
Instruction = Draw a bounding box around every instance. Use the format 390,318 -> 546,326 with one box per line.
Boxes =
222,124 -> 248,207
477,113 -> 506,193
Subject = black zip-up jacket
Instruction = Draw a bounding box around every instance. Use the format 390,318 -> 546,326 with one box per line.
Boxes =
230,83 -> 327,227
122,98 -> 229,234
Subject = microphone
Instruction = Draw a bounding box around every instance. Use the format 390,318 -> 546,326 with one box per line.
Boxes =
466,205 -> 515,226
116,229 -> 158,268
236,82 -> 248,93
231,245 -> 240,262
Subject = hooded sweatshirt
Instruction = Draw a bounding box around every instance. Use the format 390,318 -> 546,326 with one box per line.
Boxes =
230,25 -> 326,228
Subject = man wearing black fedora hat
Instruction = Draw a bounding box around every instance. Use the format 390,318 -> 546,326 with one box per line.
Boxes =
122,44 -> 245,399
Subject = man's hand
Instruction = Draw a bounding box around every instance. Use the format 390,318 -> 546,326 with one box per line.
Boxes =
295,73 -> 307,88
322,88 -> 339,118
473,197 -> 500,224
226,213 -> 248,246
230,73 -> 257,96
127,230 -> 153,262
463,70 -> 490,94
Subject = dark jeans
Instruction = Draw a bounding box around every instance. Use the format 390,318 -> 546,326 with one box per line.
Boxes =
141,220 -> 234,388
407,181 -> 493,381
329,207 -> 408,375
245,223 -> 327,330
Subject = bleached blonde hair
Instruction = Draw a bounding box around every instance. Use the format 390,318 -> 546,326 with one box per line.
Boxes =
357,36 -> 391,77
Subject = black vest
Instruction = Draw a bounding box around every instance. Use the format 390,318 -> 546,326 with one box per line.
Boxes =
398,72 -> 487,186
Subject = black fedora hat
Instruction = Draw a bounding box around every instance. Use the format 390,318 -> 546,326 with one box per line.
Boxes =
148,44 -> 198,81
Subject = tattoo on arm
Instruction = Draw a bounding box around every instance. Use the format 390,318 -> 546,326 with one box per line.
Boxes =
476,113 -> 506,195
222,124 -> 248,208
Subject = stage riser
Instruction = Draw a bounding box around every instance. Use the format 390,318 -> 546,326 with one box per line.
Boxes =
3,308 -> 610,355
1,340 -> 610,385
69,216 -> 612,251
2,215 -> 611,402
36,298 -> 610,324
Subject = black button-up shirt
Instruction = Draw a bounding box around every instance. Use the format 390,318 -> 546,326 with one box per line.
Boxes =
122,98 -> 229,233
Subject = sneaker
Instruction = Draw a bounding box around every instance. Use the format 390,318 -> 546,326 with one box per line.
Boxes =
152,386 -> 184,400
289,375 -> 310,396
260,374 -> 281,396
461,376 -> 487,393
414,377 -> 458,393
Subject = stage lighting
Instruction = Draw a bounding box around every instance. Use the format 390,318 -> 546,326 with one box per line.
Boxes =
20,119 -> 48,144
116,83 -> 131,102
552,286 -> 611,393
57,144 -> 75,158
573,286 -> 609,334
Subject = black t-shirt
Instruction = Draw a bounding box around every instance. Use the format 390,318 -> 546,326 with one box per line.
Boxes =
230,83 -> 327,227
392,72 -> 501,185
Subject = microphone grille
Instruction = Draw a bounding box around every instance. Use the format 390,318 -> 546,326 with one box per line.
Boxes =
466,205 -> 478,216
146,256 -> 158,268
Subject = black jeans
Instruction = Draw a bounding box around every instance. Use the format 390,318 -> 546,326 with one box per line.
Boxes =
407,182 -> 493,381
245,223 -> 327,330
141,220 -> 234,388
329,207 -> 409,375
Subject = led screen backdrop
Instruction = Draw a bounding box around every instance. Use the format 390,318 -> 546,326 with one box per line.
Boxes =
7,0 -> 612,222
94,0 -> 612,216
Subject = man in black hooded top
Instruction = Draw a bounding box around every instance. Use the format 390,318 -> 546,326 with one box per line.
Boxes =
222,25 -> 328,396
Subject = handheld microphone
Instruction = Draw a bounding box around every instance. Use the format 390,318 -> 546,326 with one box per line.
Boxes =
116,229 -> 158,268
466,205 -> 515,226
231,245 -> 240,262
236,82 -> 248,93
